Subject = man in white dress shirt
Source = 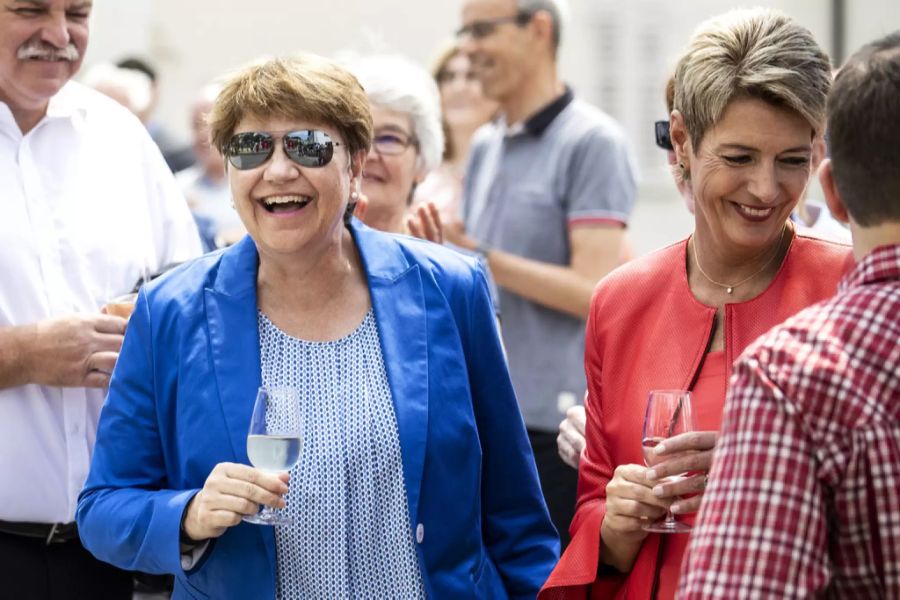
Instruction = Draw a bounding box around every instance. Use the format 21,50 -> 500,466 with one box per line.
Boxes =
0,1 -> 202,597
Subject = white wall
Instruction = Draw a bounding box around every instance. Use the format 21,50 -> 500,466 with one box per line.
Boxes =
82,0 -> 899,255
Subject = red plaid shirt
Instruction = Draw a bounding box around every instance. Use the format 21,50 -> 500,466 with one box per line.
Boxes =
679,244 -> 900,599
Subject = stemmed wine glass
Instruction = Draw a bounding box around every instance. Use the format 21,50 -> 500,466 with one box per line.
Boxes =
641,389 -> 694,533
243,386 -> 303,526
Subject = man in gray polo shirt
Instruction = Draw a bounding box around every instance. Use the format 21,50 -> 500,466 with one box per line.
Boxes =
449,0 -> 636,548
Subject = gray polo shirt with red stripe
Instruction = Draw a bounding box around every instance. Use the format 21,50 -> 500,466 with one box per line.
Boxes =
463,88 -> 636,432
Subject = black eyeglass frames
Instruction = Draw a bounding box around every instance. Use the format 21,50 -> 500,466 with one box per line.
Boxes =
654,120 -> 674,151
455,11 -> 533,40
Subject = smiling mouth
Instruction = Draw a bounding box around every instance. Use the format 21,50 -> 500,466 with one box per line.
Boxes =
363,172 -> 386,184
733,203 -> 776,220
259,194 -> 312,213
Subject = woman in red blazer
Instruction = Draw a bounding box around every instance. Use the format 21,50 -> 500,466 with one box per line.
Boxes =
541,9 -> 852,599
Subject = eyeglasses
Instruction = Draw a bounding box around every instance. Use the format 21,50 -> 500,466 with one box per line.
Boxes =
224,129 -> 341,170
654,120 -> 674,151
372,130 -> 418,156
455,12 -> 533,40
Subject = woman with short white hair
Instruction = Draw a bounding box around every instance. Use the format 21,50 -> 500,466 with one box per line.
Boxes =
348,54 -> 445,239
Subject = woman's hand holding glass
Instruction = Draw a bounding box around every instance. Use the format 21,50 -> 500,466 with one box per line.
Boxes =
645,431 -> 718,515
181,462 -> 289,543
599,464 -> 673,571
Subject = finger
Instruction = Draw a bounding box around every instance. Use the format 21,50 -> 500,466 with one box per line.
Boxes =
406,215 -> 423,239
96,332 -> 125,352
217,478 -> 287,508
557,437 -> 577,468
425,203 -> 443,243
87,351 -> 119,375
609,479 -> 672,510
83,370 -> 111,389
647,451 -> 713,480
222,464 -> 290,494
616,464 -> 659,487
652,473 -> 707,498
609,496 -> 670,520
211,490 -> 284,514
571,408 -> 586,435
671,496 -> 702,515
92,314 -> 129,335
417,206 -> 440,243
652,431 -> 717,456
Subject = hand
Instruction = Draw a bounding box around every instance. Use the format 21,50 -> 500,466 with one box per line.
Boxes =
443,219 -> 477,251
645,430 -> 717,514
405,202 -> 443,243
557,405 -> 586,469
602,464 -> 672,540
182,463 -> 290,542
27,314 -> 127,389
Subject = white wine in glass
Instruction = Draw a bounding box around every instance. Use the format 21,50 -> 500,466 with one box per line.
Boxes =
641,389 -> 694,534
243,386 -> 303,526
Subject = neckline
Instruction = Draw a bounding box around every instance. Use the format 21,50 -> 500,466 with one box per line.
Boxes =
258,307 -> 374,345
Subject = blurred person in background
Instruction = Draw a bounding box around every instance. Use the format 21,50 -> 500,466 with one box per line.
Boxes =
679,31 -> 900,599
117,56 -> 194,173
451,0 -> 637,548
0,1 -> 202,598
176,83 -> 246,251
540,9 -> 852,599
81,62 -> 152,118
76,54 -> 558,599
348,54 -> 444,242
413,43 -> 498,223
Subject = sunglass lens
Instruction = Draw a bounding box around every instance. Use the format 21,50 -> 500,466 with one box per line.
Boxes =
227,132 -> 274,169
284,131 -> 334,167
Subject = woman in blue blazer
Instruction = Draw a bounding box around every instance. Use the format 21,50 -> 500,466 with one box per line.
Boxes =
76,54 -> 557,599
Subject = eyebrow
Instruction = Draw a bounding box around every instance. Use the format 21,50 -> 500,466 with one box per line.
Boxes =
718,143 -> 811,154
374,124 -> 413,136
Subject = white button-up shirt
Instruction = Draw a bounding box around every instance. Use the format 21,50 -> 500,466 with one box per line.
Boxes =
0,82 -> 202,523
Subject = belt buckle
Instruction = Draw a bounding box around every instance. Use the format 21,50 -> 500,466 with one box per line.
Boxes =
45,523 -> 59,545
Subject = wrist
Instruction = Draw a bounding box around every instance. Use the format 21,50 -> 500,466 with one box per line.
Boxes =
474,240 -> 492,259
180,497 -> 202,547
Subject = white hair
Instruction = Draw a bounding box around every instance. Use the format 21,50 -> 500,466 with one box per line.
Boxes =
81,63 -> 153,115
345,54 -> 444,173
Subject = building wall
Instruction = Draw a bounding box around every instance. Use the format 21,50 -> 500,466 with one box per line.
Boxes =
84,0 -> 898,255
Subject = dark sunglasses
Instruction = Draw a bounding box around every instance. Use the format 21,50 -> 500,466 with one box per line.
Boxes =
654,120 -> 674,151
455,11 -> 532,40
224,129 -> 341,170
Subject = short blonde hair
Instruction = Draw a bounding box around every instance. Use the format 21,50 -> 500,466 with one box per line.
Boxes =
208,54 -> 373,157
674,8 -> 831,148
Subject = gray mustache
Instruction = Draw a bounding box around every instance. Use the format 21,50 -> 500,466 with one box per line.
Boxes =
17,41 -> 80,61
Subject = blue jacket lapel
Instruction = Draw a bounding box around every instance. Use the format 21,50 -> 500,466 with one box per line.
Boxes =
203,237 -> 277,573
352,221 -> 429,524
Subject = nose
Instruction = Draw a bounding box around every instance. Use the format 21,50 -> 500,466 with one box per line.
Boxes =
40,11 -> 72,49
747,164 -> 779,204
263,146 -> 301,183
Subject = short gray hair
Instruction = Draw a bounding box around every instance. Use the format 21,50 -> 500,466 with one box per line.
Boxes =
674,8 -> 831,148
516,0 -> 568,50
348,54 -> 444,173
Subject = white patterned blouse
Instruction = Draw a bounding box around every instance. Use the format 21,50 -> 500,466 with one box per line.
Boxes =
258,309 -> 426,599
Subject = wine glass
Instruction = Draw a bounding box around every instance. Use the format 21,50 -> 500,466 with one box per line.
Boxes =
641,389 -> 694,533
243,386 -> 303,526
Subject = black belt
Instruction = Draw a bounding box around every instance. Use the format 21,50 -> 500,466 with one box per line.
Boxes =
0,520 -> 79,544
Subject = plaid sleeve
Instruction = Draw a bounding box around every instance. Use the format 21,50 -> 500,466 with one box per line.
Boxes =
677,352 -> 832,598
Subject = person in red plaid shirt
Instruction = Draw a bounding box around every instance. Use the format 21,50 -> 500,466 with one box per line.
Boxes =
679,31 -> 900,599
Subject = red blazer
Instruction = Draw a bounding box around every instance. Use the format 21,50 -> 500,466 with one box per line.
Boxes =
539,233 -> 853,600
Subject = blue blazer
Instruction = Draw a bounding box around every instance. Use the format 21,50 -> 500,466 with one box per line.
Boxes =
77,221 -> 559,599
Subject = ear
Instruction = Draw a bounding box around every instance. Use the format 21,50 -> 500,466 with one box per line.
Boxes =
353,192 -> 369,222
530,9 -> 555,49
349,150 -> 366,183
811,135 -> 826,171
670,110 -> 692,169
818,159 -> 850,224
